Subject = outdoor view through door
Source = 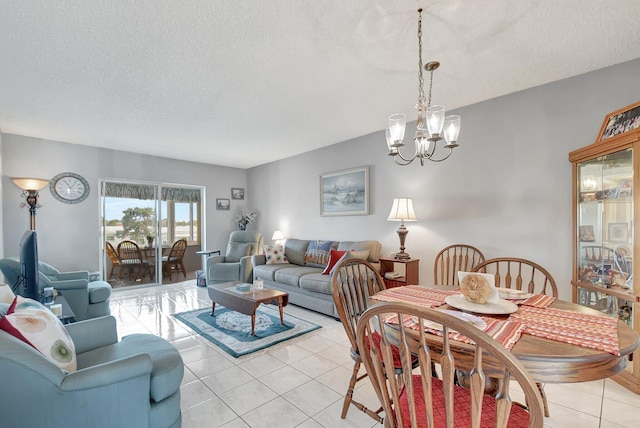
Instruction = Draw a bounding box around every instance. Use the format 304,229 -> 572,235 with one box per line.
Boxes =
100,180 -> 203,288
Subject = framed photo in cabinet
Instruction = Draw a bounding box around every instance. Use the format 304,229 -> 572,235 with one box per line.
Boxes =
608,222 -> 628,242
598,101 -> 640,141
579,225 -> 595,242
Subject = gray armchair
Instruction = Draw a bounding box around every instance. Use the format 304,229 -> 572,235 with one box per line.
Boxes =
206,231 -> 264,284
0,258 -> 112,321
0,315 -> 183,428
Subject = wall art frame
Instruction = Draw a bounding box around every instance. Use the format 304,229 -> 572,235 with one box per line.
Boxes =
231,188 -> 245,200
216,198 -> 230,210
320,165 -> 369,216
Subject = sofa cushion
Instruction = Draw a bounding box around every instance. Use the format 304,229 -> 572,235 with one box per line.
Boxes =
0,296 -> 77,372
274,266 -> 322,287
226,242 -> 252,263
77,333 -> 183,403
337,241 -> 381,263
284,239 -> 310,266
299,273 -> 333,295
322,250 -> 347,275
88,281 -> 112,304
254,263 -> 293,281
304,240 -> 338,268
264,245 -> 288,265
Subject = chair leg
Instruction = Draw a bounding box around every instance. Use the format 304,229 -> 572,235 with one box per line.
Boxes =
341,360 -> 383,423
537,382 -> 550,417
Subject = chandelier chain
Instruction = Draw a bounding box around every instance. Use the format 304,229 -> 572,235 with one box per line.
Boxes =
417,10 -> 425,104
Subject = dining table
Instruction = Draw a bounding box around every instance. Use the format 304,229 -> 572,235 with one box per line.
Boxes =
370,284 -> 639,384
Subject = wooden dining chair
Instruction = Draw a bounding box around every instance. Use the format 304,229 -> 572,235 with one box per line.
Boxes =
162,238 -> 187,280
117,240 -> 150,281
356,302 -> 545,428
105,241 -> 122,280
331,257 -> 418,423
433,244 -> 485,286
472,257 -> 557,416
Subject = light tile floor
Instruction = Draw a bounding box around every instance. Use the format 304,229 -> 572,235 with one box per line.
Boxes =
109,280 -> 640,428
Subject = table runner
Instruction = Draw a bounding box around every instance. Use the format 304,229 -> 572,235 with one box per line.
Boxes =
509,306 -> 620,355
517,294 -> 556,308
385,314 -> 525,351
371,285 -> 457,308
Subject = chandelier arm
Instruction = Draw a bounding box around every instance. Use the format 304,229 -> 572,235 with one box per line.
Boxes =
424,148 -> 454,163
394,148 -> 417,164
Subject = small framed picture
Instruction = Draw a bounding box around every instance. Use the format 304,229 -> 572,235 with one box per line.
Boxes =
216,198 -> 230,210
598,101 -> 640,141
231,188 -> 245,200
579,225 -> 595,242
608,223 -> 629,242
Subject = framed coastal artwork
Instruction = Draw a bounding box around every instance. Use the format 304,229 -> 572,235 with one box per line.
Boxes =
320,166 -> 369,216
216,198 -> 230,210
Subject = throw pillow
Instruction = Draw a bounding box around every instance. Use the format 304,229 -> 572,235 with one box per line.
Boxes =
226,242 -> 252,263
322,250 -> 347,275
326,250 -> 371,275
263,245 -> 289,265
0,283 -> 15,304
0,296 -> 77,372
304,240 -> 338,268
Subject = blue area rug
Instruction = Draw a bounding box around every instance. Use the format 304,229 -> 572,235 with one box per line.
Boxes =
173,305 -> 321,357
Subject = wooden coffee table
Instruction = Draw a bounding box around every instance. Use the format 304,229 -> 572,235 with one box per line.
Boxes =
207,281 -> 289,336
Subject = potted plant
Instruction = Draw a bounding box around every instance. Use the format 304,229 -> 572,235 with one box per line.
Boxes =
235,210 -> 258,230
146,234 -> 154,248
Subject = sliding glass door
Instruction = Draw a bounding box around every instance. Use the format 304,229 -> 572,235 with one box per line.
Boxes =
99,179 -> 203,288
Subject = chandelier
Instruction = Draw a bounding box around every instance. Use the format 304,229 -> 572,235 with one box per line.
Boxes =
386,8 -> 461,166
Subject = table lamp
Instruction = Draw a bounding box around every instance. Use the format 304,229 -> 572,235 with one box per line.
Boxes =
387,197 -> 417,259
272,230 -> 286,247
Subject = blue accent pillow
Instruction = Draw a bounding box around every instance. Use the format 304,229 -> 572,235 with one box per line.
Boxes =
304,240 -> 338,268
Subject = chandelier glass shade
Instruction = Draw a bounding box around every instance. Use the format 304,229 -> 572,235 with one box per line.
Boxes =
386,9 -> 461,166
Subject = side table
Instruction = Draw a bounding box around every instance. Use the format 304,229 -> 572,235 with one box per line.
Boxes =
379,257 -> 420,288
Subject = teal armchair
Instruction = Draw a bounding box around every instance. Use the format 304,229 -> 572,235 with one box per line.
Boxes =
207,231 -> 264,284
0,258 -> 111,321
0,315 -> 183,428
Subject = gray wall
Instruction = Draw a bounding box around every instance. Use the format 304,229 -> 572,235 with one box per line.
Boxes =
248,58 -> 640,301
1,136 -> 249,272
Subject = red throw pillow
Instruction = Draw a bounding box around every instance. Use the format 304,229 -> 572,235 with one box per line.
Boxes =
322,250 -> 347,275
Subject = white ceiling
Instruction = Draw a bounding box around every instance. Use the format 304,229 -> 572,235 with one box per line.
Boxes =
1,0 -> 639,169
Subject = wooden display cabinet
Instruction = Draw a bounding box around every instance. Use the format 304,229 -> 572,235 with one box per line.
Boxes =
568,101 -> 640,394
379,257 -> 419,288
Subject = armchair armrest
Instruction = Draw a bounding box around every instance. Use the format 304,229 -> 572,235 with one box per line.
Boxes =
66,316 -> 118,354
48,278 -> 89,291
60,354 -> 152,391
55,270 -> 90,281
239,255 -> 255,283
252,254 -> 266,266
207,255 -> 226,266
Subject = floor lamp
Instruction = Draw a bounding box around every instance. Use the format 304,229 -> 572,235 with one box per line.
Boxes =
11,177 -> 50,230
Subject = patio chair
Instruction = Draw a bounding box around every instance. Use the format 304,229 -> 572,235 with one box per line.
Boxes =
105,241 -> 122,280
117,240 -> 151,281
162,238 -> 187,280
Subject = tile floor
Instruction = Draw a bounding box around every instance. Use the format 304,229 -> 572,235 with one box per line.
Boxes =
109,280 -> 640,428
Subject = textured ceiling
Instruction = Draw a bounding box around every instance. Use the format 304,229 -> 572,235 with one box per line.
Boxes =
1,0 -> 639,168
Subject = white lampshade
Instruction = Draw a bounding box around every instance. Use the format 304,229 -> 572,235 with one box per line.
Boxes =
0,283 -> 16,304
11,177 -> 49,191
272,230 -> 284,240
426,105 -> 445,136
443,115 -> 461,145
387,198 -> 418,221
388,113 -> 406,144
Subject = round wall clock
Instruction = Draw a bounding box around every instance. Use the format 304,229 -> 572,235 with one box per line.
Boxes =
49,172 -> 90,204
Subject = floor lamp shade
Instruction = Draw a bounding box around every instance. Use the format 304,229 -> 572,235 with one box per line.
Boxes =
11,177 -> 50,230
387,198 -> 417,259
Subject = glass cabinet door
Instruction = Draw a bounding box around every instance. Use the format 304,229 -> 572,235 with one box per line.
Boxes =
577,148 -> 633,306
